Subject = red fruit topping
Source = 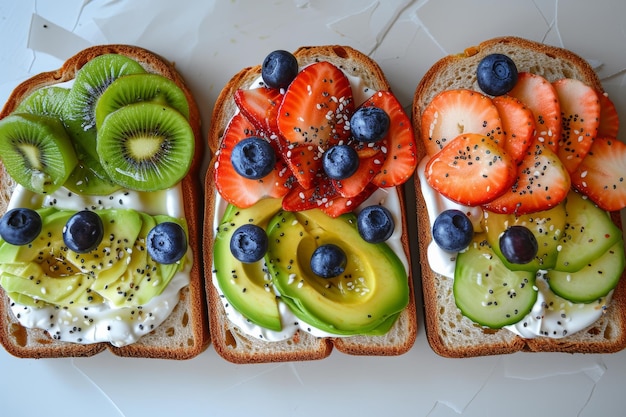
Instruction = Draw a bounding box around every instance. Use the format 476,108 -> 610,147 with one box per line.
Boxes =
508,72 -> 561,152
553,78 -> 600,174
332,144 -> 382,198
214,113 -> 292,208
322,183 -> 378,218
282,177 -> 338,212
597,91 -> 620,139
234,87 -> 283,134
364,91 -> 417,188
425,133 -> 515,206
571,137 -> 626,212
277,61 -> 354,188
483,144 -> 571,215
491,95 -> 535,164
420,89 -> 504,156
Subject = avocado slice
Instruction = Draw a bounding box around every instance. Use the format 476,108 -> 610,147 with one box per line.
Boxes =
213,198 -> 283,331
266,209 -> 409,335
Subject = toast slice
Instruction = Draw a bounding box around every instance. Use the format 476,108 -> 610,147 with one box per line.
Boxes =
0,44 -> 209,359
413,36 -> 626,357
205,45 -> 417,363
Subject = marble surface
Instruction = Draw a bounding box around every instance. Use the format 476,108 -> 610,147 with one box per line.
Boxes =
1,0 -> 626,416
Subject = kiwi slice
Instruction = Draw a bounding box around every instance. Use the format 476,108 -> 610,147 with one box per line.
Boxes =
15,87 -> 69,118
96,102 -> 194,191
0,113 -> 78,194
95,73 -> 190,130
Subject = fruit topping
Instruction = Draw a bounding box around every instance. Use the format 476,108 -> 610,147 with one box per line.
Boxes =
498,225 -> 538,265
0,113 -> 78,194
476,53 -> 518,96
570,137 -> 626,212
234,87 -> 283,134
420,89 -> 504,156
146,221 -> 188,264
425,133 -> 515,206
491,95 -> 534,164
15,86 -> 68,118
0,208 -> 42,246
282,176 -> 338,212
96,102 -> 194,191
597,92 -> 620,139
350,106 -> 390,143
357,205 -> 395,243
229,223 -> 269,263
62,210 -> 104,253
231,136 -> 277,179
322,144 -> 359,180
261,50 -> 299,89
310,243 -> 347,278
432,209 -> 474,252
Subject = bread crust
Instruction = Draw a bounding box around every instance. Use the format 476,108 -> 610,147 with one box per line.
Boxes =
204,45 -> 417,363
413,36 -> 626,358
0,44 -> 209,359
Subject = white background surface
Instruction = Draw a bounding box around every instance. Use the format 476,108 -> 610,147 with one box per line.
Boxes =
1,1 -> 626,416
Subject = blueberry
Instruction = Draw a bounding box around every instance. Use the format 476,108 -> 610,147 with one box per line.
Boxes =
231,137 -> 276,180
499,225 -> 538,264
63,210 -> 104,253
230,224 -> 268,263
476,53 -> 518,96
310,244 -> 347,278
0,208 -> 42,245
147,222 -> 188,264
432,209 -> 473,252
350,106 -> 390,143
357,205 -> 394,243
261,50 -> 299,89
322,145 -> 359,179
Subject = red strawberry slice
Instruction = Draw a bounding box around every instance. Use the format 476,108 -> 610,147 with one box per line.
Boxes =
425,133 -> 515,206
282,176 -> 338,212
571,137 -> 626,212
508,72 -> 561,152
363,90 -> 418,188
483,143 -> 571,215
277,61 -> 354,188
492,95 -> 535,164
234,87 -> 283,134
597,91 -> 620,139
420,89 -> 504,156
322,183 -> 378,218
553,78 -> 600,174
214,113 -> 292,208
332,147 -> 383,198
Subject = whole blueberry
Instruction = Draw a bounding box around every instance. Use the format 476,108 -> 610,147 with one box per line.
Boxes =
432,209 -> 473,252
310,244 -> 347,278
350,106 -> 390,143
63,210 -> 104,253
499,225 -> 538,265
476,53 -> 518,96
0,208 -> 42,245
322,145 -> 359,180
230,224 -> 268,263
357,205 -> 395,243
147,222 -> 188,264
261,50 -> 299,89
231,137 -> 276,180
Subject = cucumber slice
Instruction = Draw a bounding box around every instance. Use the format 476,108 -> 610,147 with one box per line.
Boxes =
555,191 -> 622,272
547,240 -> 625,303
454,236 -> 537,328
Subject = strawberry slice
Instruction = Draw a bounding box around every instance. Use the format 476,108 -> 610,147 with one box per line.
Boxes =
508,72 -> 561,152
597,91 -> 620,139
234,87 -> 283,134
425,133 -> 515,206
277,61 -> 354,188
483,143 -> 571,215
322,183 -> 378,218
492,95 -> 535,164
214,113 -> 292,208
571,137 -> 626,212
553,78 -> 600,174
332,147 -> 382,198
420,89 -> 504,156
282,176 -> 338,212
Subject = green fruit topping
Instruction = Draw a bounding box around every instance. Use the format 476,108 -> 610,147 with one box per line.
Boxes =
15,87 -> 69,118
0,113 -> 78,194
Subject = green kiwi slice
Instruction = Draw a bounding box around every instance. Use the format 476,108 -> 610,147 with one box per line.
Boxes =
95,73 -> 190,130
15,87 -> 69,117
96,102 -> 194,191
0,113 -> 78,194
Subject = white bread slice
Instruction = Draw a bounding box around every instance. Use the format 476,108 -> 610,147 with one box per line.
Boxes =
204,45 -> 417,363
412,36 -> 626,358
0,44 -> 209,359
